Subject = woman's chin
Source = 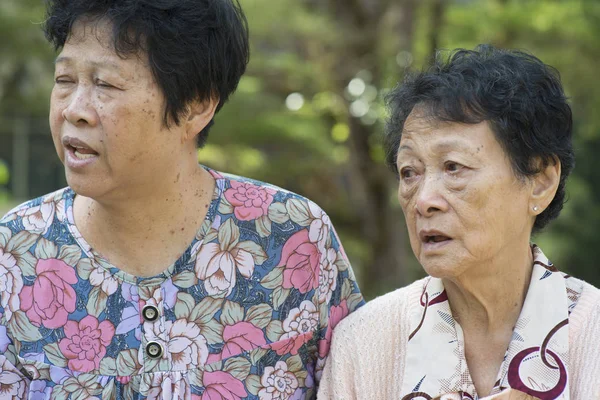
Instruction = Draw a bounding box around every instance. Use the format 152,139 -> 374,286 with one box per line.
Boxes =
418,255 -> 465,279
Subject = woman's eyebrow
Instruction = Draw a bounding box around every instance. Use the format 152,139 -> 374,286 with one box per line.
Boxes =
54,56 -> 124,73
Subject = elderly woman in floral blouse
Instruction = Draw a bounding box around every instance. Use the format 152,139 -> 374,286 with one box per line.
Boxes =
0,0 -> 362,398
319,46 -> 600,399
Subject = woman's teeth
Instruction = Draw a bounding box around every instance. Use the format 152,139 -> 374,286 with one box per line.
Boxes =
74,150 -> 96,159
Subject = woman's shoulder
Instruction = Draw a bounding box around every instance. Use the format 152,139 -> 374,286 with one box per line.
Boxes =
0,188 -> 70,231
332,278 -> 427,339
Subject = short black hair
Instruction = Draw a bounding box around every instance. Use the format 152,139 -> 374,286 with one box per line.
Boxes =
385,44 -> 574,233
44,0 -> 250,147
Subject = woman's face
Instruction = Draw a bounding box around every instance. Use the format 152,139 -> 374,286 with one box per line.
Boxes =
396,111 -> 535,279
50,18 -> 182,201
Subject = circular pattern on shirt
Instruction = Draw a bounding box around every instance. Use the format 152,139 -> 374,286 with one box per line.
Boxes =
146,341 -> 164,359
142,305 -> 159,322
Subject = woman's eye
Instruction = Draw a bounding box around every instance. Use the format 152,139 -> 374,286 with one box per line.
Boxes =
54,77 -> 73,84
445,162 -> 463,173
400,168 -> 416,180
96,80 -> 114,88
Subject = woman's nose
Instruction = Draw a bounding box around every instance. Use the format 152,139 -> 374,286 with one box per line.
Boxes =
61,85 -> 98,126
415,174 -> 449,217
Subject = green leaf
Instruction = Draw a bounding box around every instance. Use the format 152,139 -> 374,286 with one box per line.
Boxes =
8,311 -> 42,342
0,226 -> 12,248
334,250 -> 349,271
34,237 -> 58,259
260,266 -> 284,289
266,320 -> 284,342
236,241 -> 268,265
199,318 -> 224,345
102,380 -> 116,399
174,292 -> 196,319
205,360 -> 223,372
347,292 -> 364,312
286,198 -> 312,226
255,215 -> 272,238
249,347 -> 268,366
57,244 -> 81,267
15,252 -> 36,276
224,356 -> 251,381
273,287 -> 291,310
62,377 -> 79,393
116,349 -> 140,376
43,342 -> 68,368
286,354 -> 303,373
245,374 -> 262,396
86,286 -> 108,318
220,301 -> 244,326
99,357 -> 117,376
218,196 -> 234,215
50,384 -> 69,400
6,231 -> 39,255
171,270 -> 197,288
190,297 -> 223,323
76,258 -> 94,280
268,202 -> 290,224
203,229 -> 219,245
189,367 -> 203,387
244,304 -> 272,329
341,279 -> 352,300
218,218 -> 240,252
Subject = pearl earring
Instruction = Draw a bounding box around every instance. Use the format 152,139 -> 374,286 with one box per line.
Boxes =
533,206 -> 539,212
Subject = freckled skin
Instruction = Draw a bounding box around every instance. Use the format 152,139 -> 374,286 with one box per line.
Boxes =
396,112 -> 534,281
49,19 -> 180,202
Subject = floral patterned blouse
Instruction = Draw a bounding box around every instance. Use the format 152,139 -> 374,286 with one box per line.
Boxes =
0,168 -> 364,400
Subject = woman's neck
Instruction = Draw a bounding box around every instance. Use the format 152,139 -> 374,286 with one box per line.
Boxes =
73,163 -> 215,276
442,240 -> 534,334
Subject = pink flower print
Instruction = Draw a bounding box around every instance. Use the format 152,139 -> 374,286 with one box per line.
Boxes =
20,258 -> 77,329
318,248 -> 338,305
318,300 -> 349,358
201,371 -> 247,400
210,321 -> 267,363
58,315 -> 115,372
279,230 -> 321,294
307,202 -> 330,252
16,200 -> 55,235
271,301 -> 318,356
0,249 -> 23,322
224,181 -> 275,221
259,361 -> 299,400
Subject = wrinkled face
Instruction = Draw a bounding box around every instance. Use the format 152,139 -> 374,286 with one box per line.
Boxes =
396,111 -> 535,279
50,18 -> 181,200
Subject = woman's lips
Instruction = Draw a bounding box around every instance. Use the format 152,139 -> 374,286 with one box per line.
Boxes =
419,229 -> 453,253
64,145 -> 99,169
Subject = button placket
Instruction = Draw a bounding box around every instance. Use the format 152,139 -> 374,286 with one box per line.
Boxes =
140,285 -> 168,370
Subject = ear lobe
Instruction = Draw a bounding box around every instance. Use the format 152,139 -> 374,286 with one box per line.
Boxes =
184,97 -> 219,142
530,157 -> 561,214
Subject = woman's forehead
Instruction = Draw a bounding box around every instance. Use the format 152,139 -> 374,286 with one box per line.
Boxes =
398,119 -> 498,158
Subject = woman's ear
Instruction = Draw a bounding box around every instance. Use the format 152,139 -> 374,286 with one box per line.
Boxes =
530,157 -> 561,216
183,97 -> 219,143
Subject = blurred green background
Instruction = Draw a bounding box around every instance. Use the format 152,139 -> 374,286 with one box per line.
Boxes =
1,0 -> 599,299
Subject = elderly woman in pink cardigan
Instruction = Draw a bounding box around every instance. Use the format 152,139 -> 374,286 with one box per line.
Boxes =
318,45 -> 600,400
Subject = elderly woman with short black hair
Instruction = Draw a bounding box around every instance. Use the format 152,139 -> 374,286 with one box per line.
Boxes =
319,45 -> 600,400
0,0 -> 363,398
